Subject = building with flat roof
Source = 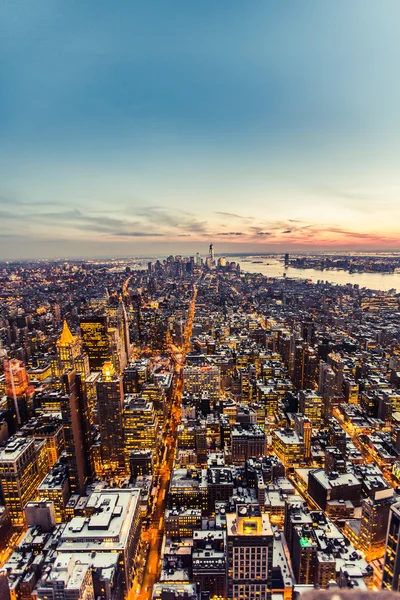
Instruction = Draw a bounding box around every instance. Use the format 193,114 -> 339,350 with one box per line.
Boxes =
272,429 -> 305,466
226,504 -> 274,600
169,468 -> 208,513
37,460 -> 71,523
231,425 -> 266,465
36,552 -> 120,600
308,468 -> 361,512
18,414 -> 64,468
58,488 -> 141,591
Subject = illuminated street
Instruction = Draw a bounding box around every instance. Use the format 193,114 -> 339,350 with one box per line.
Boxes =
131,285 -> 197,600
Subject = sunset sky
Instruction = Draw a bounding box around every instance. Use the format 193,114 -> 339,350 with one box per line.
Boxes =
1,1 -> 400,259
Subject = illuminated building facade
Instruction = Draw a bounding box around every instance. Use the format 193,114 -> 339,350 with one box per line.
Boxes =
359,490 -> 394,562
56,320 -> 90,380
123,395 -> 159,471
227,504 -> 273,600
291,525 -> 318,584
80,316 -> 111,371
231,425 -> 266,465
4,357 -> 34,425
183,365 -> 220,404
96,362 -> 125,474
272,429 -> 305,466
107,296 -> 131,369
169,468 -> 208,513
37,461 -> 71,523
165,508 -> 202,538
123,359 -> 150,394
19,415 -> 65,468
293,343 -> 318,391
298,390 -> 323,426
0,437 -> 47,527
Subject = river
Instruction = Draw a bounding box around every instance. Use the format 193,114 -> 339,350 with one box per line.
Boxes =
233,257 -> 400,292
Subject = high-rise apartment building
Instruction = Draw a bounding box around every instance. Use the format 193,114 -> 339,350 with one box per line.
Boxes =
291,525 -> 318,584
226,505 -> 273,600
37,461 -> 71,523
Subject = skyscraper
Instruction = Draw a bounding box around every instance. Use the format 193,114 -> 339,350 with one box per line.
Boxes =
123,395 -> 159,472
4,357 -> 34,426
61,370 -> 92,495
80,316 -> 111,371
56,320 -> 90,380
96,361 -> 125,474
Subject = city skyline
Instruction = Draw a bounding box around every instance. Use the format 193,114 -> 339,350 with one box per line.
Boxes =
1,1 -> 400,259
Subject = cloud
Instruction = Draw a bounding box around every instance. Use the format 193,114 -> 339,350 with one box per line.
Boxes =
214,211 -> 254,220
218,232 -> 244,236
114,231 -> 165,237
282,230 -> 291,234
257,231 -> 271,236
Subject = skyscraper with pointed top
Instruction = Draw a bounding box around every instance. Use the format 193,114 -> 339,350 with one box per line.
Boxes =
56,320 -> 90,380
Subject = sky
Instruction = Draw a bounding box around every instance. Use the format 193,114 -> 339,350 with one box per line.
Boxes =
1,1 -> 400,259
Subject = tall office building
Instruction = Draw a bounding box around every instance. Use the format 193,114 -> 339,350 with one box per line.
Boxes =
61,370 -> 92,495
293,343 -> 318,391
227,504 -> 273,600
123,395 -> 159,472
80,316 -> 111,371
382,502 -> 400,590
56,320 -> 90,380
0,437 -> 48,527
96,361 -> 125,474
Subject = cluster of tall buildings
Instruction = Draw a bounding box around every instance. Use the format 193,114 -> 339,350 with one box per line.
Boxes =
1,251 -> 400,600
